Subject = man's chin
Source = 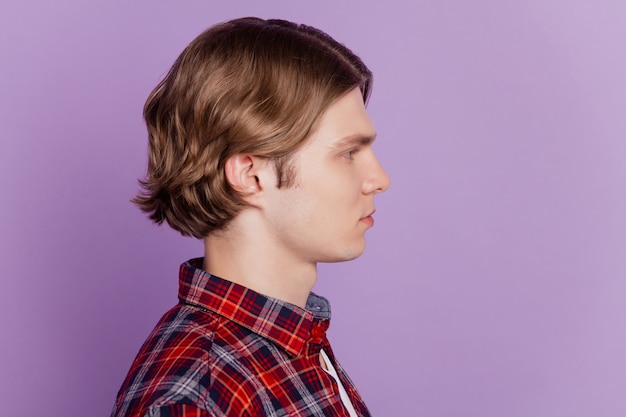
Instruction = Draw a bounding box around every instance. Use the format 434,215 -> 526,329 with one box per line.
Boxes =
318,243 -> 367,264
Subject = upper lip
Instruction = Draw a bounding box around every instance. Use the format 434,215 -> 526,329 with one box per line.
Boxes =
362,209 -> 376,219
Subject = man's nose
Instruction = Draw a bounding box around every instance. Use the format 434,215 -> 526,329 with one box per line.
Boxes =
364,155 -> 391,194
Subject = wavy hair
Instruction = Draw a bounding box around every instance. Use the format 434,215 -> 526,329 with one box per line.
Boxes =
133,17 -> 372,238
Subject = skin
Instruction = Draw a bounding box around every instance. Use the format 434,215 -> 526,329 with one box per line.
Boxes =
204,87 -> 390,308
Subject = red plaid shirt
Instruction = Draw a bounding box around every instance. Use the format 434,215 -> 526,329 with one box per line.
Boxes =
111,258 -> 372,417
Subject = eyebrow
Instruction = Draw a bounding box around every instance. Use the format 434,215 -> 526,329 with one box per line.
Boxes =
331,133 -> 377,149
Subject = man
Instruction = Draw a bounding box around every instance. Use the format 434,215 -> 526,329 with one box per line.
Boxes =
111,17 -> 390,417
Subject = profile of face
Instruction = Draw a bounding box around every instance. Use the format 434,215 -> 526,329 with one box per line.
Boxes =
261,87 -> 391,264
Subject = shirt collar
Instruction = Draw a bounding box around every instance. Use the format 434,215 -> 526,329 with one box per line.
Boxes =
178,258 -> 331,357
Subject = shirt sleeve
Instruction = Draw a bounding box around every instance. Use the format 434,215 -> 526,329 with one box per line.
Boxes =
144,404 -> 215,417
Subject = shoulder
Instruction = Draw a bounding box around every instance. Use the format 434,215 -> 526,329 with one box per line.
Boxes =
137,304 -> 219,377
112,305 -> 219,416
112,305 -> 275,417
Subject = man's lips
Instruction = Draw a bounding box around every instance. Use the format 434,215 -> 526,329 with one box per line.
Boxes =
360,210 -> 375,226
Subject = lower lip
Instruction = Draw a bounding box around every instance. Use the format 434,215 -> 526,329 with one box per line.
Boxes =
360,216 -> 374,227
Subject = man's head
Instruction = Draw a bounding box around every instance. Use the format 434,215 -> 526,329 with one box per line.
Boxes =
134,17 -> 373,238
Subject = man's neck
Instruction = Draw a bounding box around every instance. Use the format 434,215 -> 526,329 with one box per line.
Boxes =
203,223 -> 317,309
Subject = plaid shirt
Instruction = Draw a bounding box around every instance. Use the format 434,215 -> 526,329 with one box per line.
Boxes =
111,258 -> 372,417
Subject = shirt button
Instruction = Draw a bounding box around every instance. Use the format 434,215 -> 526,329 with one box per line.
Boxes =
310,323 -> 326,344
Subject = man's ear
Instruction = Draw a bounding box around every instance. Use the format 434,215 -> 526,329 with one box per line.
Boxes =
224,154 -> 273,203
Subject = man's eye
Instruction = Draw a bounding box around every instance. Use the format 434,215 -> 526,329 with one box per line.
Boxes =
343,149 -> 359,160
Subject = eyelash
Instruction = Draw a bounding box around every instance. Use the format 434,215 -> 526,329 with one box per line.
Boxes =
343,148 -> 359,160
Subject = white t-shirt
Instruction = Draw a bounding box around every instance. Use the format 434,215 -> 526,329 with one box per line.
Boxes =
320,349 -> 359,417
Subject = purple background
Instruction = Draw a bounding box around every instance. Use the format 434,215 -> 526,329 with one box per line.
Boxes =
1,1 -> 625,416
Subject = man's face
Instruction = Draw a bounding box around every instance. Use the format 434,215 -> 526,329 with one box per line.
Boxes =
262,87 -> 390,264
